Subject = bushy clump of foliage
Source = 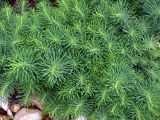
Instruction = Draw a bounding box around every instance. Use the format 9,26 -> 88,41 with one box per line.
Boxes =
0,0 -> 160,119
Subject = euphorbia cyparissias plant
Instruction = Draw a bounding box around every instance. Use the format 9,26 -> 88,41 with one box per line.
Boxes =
0,0 -> 160,119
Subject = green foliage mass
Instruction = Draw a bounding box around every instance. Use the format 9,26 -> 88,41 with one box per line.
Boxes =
0,0 -> 160,119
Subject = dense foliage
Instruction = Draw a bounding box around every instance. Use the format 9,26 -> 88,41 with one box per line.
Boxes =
0,0 -> 160,119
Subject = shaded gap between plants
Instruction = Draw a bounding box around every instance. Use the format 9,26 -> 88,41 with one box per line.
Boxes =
8,0 -> 57,7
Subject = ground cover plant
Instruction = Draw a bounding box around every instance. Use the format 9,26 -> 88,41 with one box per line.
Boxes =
0,0 -> 160,119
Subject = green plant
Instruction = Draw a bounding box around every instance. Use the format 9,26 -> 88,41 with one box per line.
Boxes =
0,0 -> 160,119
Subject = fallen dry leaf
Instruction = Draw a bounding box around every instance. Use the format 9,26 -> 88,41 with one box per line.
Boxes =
11,104 -> 21,113
0,115 -> 9,120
